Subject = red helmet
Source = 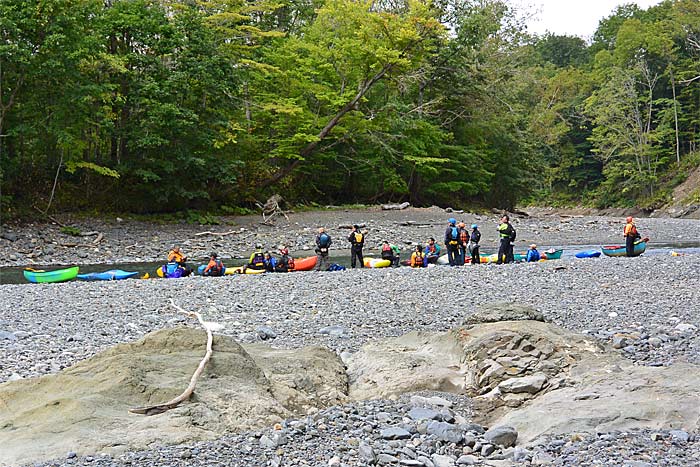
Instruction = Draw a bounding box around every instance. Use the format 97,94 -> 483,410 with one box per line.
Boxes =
626,216 -> 633,223
279,248 -> 289,255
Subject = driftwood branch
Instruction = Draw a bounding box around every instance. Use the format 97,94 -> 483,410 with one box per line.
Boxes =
194,230 -> 241,237
129,299 -> 214,416
338,223 -> 367,229
381,202 -> 410,211
78,231 -> 100,237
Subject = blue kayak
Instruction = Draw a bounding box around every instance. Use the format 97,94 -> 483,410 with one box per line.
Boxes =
575,250 -> 601,258
77,269 -> 139,281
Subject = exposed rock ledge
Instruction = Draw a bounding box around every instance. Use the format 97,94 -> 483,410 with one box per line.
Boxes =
1,303 -> 699,466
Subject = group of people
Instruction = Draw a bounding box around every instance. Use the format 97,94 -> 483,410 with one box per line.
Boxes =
166,215 -> 646,277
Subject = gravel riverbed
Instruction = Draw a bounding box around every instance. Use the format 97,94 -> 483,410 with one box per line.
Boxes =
2,208 -> 700,466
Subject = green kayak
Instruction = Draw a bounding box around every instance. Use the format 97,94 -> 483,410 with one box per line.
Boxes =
23,266 -> 79,283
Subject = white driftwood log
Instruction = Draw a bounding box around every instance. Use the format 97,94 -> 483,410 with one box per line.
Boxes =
129,299 -> 214,416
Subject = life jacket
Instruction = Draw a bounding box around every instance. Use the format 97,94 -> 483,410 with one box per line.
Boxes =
426,244 -> 437,255
168,250 -> 185,263
353,232 -> 363,244
499,223 -> 515,240
207,259 -> 224,275
319,233 -> 331,248
624,223 -> 639,238
163,262 -> 184,278
470,230 -> 481,243
382,244 -> 392,252
251,251 -> 265,267
459,229 -> 468,244
381,244 -> 393,260
412,252 -> 426,267
526,250 -> 540,262
449,226 -> 459,241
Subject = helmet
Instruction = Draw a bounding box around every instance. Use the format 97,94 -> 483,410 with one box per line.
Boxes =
448,218 -> 456,225
353,224 -> 360,229
279,248 -> 289,255
458,222 -> 466,228
255,243 -> 263,249
626,216 -> 633,223
471,224 -> 478,229
210,251 -> 218,258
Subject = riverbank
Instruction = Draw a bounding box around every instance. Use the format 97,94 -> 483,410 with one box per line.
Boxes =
2,206 -> 700,268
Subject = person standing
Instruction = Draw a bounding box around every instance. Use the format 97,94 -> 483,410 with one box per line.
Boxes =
458,222 -> 469,265
496,215 -> 516,264
444,218 -> 461,266
468,224 -> 481,265
623,216 -> 642,257
314,227 -> 332,271
348,224 -> 365,268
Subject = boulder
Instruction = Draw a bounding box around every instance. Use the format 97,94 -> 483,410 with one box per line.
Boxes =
498,374 -> 548,394
483,425 -> 518,447
0,328 -> 347,467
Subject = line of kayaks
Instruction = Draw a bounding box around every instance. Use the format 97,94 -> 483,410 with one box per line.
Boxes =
18,240 -> 652,283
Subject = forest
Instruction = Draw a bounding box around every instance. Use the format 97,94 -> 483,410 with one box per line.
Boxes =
1,0 -> 699,215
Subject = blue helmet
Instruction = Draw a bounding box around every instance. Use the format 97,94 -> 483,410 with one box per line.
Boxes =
448,218 -> 456,225
471,224 -> 478,229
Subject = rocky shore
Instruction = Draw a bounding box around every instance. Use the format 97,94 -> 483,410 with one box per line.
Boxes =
2,206 -> 700,267
2,207 -> 700,467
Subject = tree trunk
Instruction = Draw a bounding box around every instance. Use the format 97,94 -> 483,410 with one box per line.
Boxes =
670,66 -> 680,166
258,62 -> 395,189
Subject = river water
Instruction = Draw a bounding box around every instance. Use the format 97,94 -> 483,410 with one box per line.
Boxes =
3,242 -> 699,285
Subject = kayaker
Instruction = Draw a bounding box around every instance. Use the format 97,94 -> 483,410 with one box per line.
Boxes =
424,237 -> 442,264
275,247 -> 294,272
381,240 -> 400,267
245,244 -> 266,271
468,224 -> 481,265
348,224 -> 365,268
410,245 -> 428,268
496,215 -> 516,264
444,218 -> 462,266
167,246 -> 192,276
202,252 -> 225,276
458,222 -> 469,265
314,228 -> 332,271
624,216 -> 642,257
263,251 -> 277,272
526,244 -> 541,262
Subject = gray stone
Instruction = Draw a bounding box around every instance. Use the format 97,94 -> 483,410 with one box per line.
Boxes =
256,326 -> 277,340
456,455 -> 477,465
259,434 -> 276,449
674,323 -> 697,334
417,456 -> 434,467
426,421 -> 463,443
359,441 -> 376,463
1,232 -> 18,241
319,325 -> 349,337
381,427 -> 412,440
463,303 -> 545,325
377,453 -> 400,465
0,331 -> 17,341
512,447 -> 530,462
670,430 -> 689,442
408,408 -> 442,421
612,336 -> 629,349
483,425 -> 518,448
431,454 -> 456,467
498,374 -> 547,394
531,451 -> 554,465
481,444 -> 495,456
647,337 -> 663,347
400,460 -> 425,466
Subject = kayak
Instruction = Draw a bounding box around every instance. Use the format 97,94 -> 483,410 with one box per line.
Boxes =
291,256 -> 317,271
602,240 -> 647,257
364,258 -> 391,268
77,269 -> 138,281
197,264 -> 227,276
23,266 -> 79,283
575,250 -> 601,259
541,249 -> 563,260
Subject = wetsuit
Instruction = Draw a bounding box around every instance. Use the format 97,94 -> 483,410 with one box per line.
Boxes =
348,230 -> 365,268
469,229 -> 481,265
315,233 -> 332,271
444,224 -> 461,266
497,222 -> 515,264
624,222 -> 640,257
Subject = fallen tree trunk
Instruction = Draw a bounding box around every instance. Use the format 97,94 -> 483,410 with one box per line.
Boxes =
382,202 -> 410,211
129,299 -> 214,416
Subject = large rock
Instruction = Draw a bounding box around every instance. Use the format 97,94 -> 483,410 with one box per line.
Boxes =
346,317 -> 700,446
0,327 -> 347,467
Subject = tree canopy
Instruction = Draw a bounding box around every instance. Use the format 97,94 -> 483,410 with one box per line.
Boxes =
1,0 -> 699,215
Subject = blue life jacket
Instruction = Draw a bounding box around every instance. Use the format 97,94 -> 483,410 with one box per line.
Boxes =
526,249 -> 540,262
450,226 -> 459,240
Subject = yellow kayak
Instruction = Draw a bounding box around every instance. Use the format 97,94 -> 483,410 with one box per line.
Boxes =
224,266 -> 266,275
364,258 -> 391,268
